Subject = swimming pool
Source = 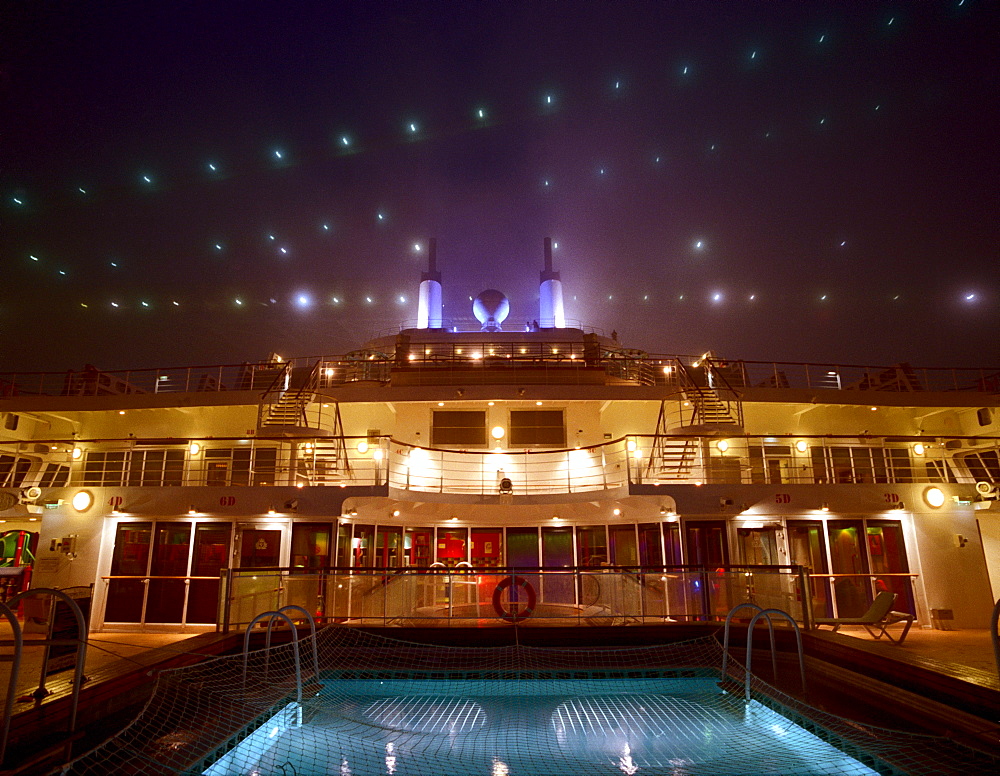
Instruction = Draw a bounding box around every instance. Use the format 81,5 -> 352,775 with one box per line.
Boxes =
61,627 -> 998,776
202,673 -> 882,775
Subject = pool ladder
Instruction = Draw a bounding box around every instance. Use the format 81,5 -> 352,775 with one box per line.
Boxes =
241,605 -> 322,711
720,603 -> 807,703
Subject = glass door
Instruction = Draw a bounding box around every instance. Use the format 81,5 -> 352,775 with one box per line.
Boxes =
375,526 -> 403,568
866,520 -> 913,614
541,526 -> 574,605
404,528 -> 433,567
105,522 -> 152,623
145,522 -> 191,624
188,523 -> 231,624
826,520 -> 870,617
787,521 -> 831,618
237,526 -> 282,568
471,529 -> 503,567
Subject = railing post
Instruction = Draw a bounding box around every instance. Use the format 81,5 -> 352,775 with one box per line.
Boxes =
799,565 -> 813,629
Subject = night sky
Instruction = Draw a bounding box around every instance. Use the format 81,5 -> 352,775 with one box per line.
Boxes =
2,1 -> 997,373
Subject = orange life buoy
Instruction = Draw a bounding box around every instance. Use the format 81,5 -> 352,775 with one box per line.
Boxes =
492,575 -> 536,623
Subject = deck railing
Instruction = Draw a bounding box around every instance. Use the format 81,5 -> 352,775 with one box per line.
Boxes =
29,433 -> 997,494
220,564 -> 813,632
2,354 -> 996,397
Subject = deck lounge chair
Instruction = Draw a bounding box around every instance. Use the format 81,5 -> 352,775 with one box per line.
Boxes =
814,590 -> 915,644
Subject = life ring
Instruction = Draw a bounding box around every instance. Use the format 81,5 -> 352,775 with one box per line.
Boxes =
492,575 -> 536,623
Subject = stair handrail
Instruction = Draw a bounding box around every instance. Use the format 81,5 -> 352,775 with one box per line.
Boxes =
256,361 -> 293,429
702,356 -> 745,427
672,358 -> 704,425
744,608 -> 807,703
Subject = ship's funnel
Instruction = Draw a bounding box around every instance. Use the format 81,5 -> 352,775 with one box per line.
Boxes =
473,289 -> 510,332
539,237 -> 565,328
417,238 -> 442,328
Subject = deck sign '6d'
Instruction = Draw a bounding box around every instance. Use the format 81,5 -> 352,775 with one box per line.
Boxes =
219,495 -> 236,507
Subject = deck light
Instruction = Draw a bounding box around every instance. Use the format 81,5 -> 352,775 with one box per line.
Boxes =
626,439 -> 637,452
188,505 -> 198,515
71,447 -> 82,460
356,440 -> 369,454
491,426 -> 505,440
795,440 -> 808,453
373,449 -> 384,461
820,503 -> 830,512
392,509 -> 401,517
924,487 -> 945,508
716,439 -> 729,452
268,506 -> 276,515
612,508 -> 621,516
189,442 -> 201,456
71,490 -> 93,512
913,443 -> 925,456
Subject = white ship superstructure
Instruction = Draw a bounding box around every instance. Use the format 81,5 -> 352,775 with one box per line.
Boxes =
0,240 -> 998,633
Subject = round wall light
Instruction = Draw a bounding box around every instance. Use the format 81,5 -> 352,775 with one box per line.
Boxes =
189,442 -> 201,456
924,487 -> 945,508
795,440 -> 809,454
356,440 -> 369,454
71,490 -> 93,512
912,443 -> 925,456
716,439 -> 729,453
491,426 -> 505,440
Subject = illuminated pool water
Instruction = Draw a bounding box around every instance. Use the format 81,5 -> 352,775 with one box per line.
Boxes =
203,675 -> 882,775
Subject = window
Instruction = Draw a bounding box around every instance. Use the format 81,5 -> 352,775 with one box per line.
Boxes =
509,410 -> 565,447
84,450 -> 186,486
431,411 -> 486,446
128,450 -> 185,486
811,447 -> 906,484
39,463 -> 70,487
978,408 -> 992,427
3,414 -> 18,431
204,447 -> 279,486
749,444 -> 792,484
0,455 -> 32,487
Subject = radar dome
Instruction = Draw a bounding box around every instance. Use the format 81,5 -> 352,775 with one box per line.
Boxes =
472,289 -> 510,332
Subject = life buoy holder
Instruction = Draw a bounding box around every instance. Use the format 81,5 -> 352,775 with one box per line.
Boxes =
492,575 -> 536,623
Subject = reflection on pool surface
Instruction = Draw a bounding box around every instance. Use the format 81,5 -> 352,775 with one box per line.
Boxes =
204,677 -> 880,775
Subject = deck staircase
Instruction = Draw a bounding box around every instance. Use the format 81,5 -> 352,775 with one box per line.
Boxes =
650,437 -> 699,479
257,362 -> 321,432
685,386 -> 740,426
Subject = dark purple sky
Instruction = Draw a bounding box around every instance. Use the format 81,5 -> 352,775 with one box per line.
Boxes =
2,1 -> 997,372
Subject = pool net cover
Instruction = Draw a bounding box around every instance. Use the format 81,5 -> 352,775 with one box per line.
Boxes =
58,625 -> 998,776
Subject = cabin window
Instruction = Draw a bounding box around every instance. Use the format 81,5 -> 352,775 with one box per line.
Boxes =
3,414 -> 18,431
978,408 -> 992,427
509,410 -> 565,447
128,450 -> 186,486
431,411 -> 486,446
204,447 -> 279,486
0,454 -> 32,488
83,449 -> 185,486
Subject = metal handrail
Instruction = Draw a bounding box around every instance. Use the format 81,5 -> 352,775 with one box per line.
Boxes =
1,355 -> 996,397
720,603 -> 776,682
242,610 -> 303,705
0,602 -> 22,765
744,608 -> 807,703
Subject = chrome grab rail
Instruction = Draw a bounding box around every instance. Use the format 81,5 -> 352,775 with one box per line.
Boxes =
744,608 -> 807,703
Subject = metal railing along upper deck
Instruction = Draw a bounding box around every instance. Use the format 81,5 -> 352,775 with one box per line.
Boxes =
1,354 -> 997,396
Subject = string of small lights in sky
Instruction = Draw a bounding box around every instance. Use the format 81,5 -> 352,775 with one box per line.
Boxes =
3,0 -> 992,362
